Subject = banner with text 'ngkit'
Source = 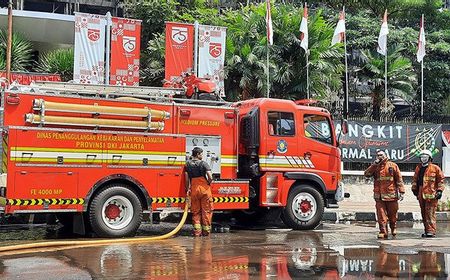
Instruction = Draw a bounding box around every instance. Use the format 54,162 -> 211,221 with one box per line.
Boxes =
109,17 -> 142,86
73,13 -> 106,84
164,22 -> 194,82
334,121 -> 442,163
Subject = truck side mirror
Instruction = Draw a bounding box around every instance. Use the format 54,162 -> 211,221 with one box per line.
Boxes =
341,119 -> 348,134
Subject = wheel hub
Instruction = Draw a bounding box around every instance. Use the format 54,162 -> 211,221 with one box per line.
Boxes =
105,204 -> 121,220
300,199 -> 312,213
291,192 -> 317,222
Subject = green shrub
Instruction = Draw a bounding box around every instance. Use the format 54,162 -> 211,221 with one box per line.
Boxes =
38,48 -> 74,82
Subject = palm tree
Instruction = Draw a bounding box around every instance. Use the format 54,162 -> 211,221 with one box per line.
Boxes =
273,7 -> 344,102
224,4 -> 344,103
140,33 -> 166,86
351,45 -> 416,120
0,29 -> 33,72
223,4 -> 272,100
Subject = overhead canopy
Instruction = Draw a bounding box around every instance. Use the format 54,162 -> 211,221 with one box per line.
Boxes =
0,9 -> 74,48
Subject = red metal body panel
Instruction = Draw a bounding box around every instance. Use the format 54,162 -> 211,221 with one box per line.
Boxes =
1,89 -> 341,216
1,90 -> 248,214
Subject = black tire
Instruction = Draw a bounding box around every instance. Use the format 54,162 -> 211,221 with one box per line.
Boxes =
281,185 -> 324,230
89,184 -> 142,237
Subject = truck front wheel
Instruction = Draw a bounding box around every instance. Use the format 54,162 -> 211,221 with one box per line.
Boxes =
281,185 -> 324,230
89,184 -> 142,237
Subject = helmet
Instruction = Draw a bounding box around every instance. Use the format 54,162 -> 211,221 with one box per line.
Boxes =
420,149 -> 433,159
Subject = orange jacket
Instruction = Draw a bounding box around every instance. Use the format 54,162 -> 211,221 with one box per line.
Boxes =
364,159 -> 405,201
412,163 -> 445,200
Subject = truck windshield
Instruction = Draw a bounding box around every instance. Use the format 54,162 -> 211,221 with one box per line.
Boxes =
303,114 -> 333,145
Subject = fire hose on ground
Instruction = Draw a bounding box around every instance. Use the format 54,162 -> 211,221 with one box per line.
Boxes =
0,198 -> 190,256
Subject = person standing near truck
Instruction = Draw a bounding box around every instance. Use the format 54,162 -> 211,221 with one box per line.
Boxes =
185,147 -> 214,237
364,150 -> 405,239
411,149 -> 445,238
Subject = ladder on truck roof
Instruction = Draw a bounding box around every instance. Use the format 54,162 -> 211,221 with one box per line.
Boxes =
29,81 -> 184,99
12,82 -> 230,106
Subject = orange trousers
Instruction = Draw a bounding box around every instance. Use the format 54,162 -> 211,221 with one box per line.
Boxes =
418,190 -> 438,234
375,200 -> 399,234
190,177 -> 213,236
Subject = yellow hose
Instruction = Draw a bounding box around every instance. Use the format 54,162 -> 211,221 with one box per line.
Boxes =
0,199 -> 190,255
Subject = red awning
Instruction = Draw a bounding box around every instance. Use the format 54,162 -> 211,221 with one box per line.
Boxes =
443,131 -> 450,147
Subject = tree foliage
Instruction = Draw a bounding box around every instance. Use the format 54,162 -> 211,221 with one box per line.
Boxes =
0,30 -> 33,72
38,48 -> 74,82
125,0 -> 450,117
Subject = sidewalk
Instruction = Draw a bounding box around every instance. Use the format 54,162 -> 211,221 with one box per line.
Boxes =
324,183 -> 450,222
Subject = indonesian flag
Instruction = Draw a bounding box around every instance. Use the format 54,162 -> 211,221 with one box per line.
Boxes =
331,9 -> 345,46
377,10 -> 389,56
299,3 -> 308,51
266,0 -> 273,45
417,14 -> 426,62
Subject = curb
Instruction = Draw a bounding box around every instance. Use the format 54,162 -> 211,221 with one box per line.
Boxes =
323,211 -> 450,222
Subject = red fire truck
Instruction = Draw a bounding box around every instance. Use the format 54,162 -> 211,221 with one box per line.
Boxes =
0,82 -> 346,237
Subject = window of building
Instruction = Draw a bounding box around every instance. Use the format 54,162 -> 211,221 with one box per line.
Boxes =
303,114 -> 332,145
268,112 -> 295,136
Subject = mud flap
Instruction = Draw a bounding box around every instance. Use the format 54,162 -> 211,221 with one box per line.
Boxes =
73,213 -> 86,235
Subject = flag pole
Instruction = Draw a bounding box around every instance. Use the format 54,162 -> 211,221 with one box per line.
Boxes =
420,14 -> 424,119
306,50 -> 309,99
305,2 -> 309,99
384,50 -> 388,111
421,59 -> 424,118
343,6 -> 349,118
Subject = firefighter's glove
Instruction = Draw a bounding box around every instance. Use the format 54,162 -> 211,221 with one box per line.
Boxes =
412,190 -> 418,197
436,190 -> 443,200
398,193 -> 405,201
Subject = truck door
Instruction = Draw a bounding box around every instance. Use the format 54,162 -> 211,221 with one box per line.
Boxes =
262,111 -> 298,171
300,114 -> 340,190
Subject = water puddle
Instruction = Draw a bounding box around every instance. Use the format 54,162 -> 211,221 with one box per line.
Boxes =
0,228 -> 448,279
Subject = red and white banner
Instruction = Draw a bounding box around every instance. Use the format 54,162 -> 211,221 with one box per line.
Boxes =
377,10 -> 389,56
0,72 -> 61,85
73,13 -> 106,84
266,0 -> 273,45
417,14 -> 426,63
299,3 -> 308,52
198,25 -> 226,97
110,17 -> 141,86
331,9 -> 345,46
165,22 -> 194,81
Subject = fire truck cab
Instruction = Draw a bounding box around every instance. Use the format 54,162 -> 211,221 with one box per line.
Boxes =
0,82 -> 345,237
236,98 -> 344,229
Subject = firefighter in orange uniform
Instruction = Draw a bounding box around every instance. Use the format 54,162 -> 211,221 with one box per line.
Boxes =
374,248 -> 399,278
185,147 -> 214,237
364,150 -> 405,239
411,149 -> 445,238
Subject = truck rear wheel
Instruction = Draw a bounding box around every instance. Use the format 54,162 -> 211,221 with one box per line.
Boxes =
89,184 -> 142,237
281,185 -> 324,230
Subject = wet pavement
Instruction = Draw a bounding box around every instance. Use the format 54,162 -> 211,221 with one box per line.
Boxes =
0,222 -> 449,279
